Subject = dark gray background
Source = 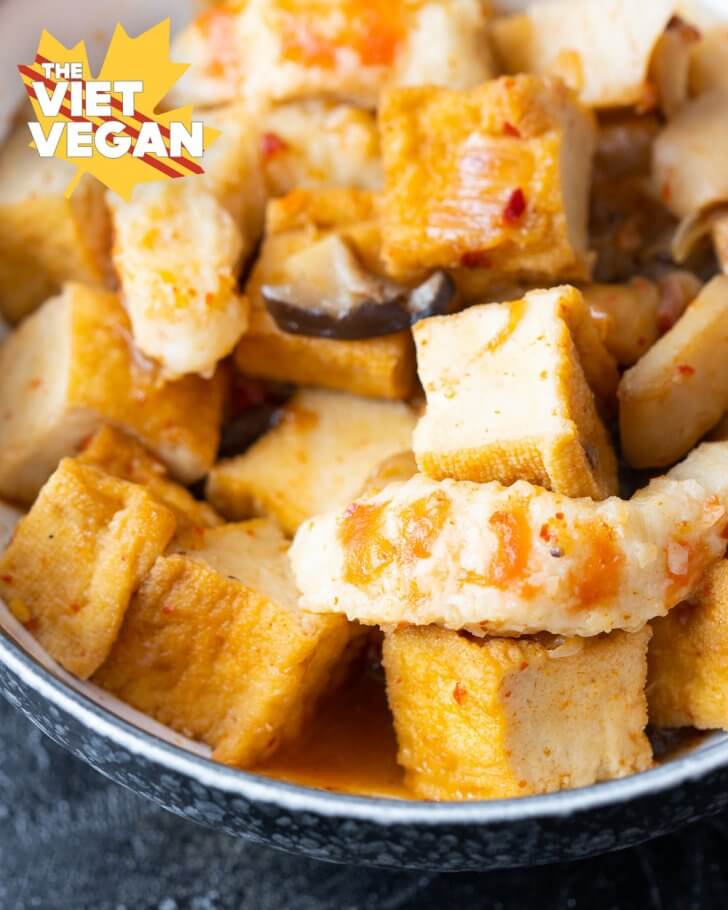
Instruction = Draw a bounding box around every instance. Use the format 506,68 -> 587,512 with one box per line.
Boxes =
1,696 -> 727,910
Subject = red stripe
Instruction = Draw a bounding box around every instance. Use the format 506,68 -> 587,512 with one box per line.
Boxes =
20,73 -> 184,180
35,54 -> 170,136
22,59 -> 203,176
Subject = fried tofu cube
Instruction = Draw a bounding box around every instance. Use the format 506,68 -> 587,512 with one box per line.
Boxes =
0,283 -> 225,503
379,76 -> 595,281
649,561 -> 728,729
0,459 -> 176,678
383,625 -> 652,800
0,122 -> 110,324
169,6 -> 246,109
491,0 -> 676,109
413,286 -> 618,498
208,389 -> 416,534
195,103 -> 266,253
235,189 -> 416,399
94,520 -> 362,766
78,426 -> 222,541
109,179 -> 246,379
171,0 -> 494,110
581,278 -> 662,366
260,101 -> 381,196
619,276 -> 728,469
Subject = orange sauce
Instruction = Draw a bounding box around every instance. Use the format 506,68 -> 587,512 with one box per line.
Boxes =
574,519 -> 624,609
256,671 -> 411,798
340,502 -> 396,586
279,0 -> 406,70
482,298 -> 527,355
485,504 -> 532,588
196,7 -> 240,80
398,491 -> 450,563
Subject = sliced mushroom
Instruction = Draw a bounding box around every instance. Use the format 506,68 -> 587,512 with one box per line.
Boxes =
653,90 -> 728,272
262,234 -> 455,339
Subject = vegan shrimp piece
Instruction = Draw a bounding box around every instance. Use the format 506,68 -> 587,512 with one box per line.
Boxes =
290,442 -> 728,637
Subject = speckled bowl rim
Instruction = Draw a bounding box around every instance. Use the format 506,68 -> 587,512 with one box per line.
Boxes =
3,624 -> 728,825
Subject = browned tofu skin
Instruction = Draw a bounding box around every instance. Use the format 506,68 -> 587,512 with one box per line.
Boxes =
413,287 -> 618,498
379,76 -> 595,281
0,459 -> 176,678
207,389 -> 416,534
384,626 -> 652,800
95,521 -> 363,767
649,562 -> 728,730
619,276 -> 728,469
235,189 -> 416,400
78,426 -> 222,543
0,124 -> 110,324
0,282 -> 226,502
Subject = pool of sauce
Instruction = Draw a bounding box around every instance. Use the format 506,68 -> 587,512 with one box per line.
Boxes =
255,670 -> 412,799
255,675 -> 711,800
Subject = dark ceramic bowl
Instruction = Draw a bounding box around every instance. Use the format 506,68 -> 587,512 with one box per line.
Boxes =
2,619 -> 728,871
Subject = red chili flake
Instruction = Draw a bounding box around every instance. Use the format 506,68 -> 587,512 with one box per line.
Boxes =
460,250 -> 491,269
503,188 -> 526,225
676,364 -> 695,378
503,121 -> 521,138
69,602 -> 82,614
539,523 -> 555,543
162,604 -> 175,615
1,574 -> 12,583
453,682 -> 467,705
261,131 -> 288,159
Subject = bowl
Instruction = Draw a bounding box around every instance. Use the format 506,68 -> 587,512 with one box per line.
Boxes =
2,0 -> 728,873
3,619 -> 728,870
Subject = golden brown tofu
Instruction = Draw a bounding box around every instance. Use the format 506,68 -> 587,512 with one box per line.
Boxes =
491,0 -> 675,109
359,450 -> 418,497
260,101 -> 381,196
95,520 -> 362,767
619,276 -> 728,469
0,122 -> 110,324
78,426 -> 222,542
379,76 -> 595,281
581,278 -> 662,366
207,389 -> 416,534
0,459 -> 176,678
168,5 -> 246,108
413,287 -> 618,498
384,626 -> 652,800
649,561 -> 728,729
235,189 -> 416,399
170,0 -> 495,110
108,180 -> 246,379
0,282 -> 225,503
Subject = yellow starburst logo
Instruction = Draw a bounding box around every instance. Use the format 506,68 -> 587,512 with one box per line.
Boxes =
17,20 -> 218,199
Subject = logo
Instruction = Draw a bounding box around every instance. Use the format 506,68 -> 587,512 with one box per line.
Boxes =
17,20 -> 217,199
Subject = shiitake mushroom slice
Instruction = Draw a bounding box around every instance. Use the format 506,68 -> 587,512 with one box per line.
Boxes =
262,234 -> 454,339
